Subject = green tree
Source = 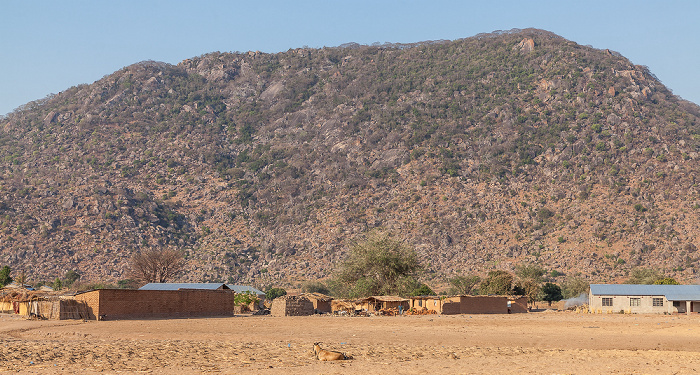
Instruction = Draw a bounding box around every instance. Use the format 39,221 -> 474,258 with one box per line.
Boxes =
449,275 -> 481,295
561,277 -> 590,299
0,266 -> 12,286
410,283 -> 435,296
64,270 -> 81,287
515,264 -> 546,303
265,287 -> 287,300
234,291 -> 260,306
479,270 -> 514,295
301,281 -> 330,295
52,278 -> 63,291
653,277 -> 680,285
334,231 -> 421,298
515,264 -> 546,283
541,282 -> 563,305
625,268 -> 663,285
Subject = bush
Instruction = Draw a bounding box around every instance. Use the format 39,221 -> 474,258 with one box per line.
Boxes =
265,287 -> 287,300
0,266 -> 12,287
235,291 -> 259,306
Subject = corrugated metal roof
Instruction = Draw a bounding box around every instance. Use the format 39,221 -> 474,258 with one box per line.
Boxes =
225,285 -> 264,295
139,283 -> 229,291
590,284 -> 700,300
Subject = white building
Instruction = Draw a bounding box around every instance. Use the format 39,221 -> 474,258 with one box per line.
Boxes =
589,284 -> 700,314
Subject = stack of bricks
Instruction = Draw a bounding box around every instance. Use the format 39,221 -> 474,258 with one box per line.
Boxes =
271,295 -> 314,316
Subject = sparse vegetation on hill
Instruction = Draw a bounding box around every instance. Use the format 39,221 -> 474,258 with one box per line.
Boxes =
1,28 -> 700,286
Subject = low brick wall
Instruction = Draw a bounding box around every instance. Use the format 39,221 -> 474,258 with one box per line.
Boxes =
442,296 -> 513,314
441,301 -> 461,315
73,289 -> 236,320
271,296 -> 314,316
509,296 -> 529,313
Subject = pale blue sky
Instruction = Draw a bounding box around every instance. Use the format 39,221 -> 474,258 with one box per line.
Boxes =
1,1 -> 699,116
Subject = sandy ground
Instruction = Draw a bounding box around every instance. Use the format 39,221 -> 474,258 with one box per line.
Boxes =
2,311 -> 700,374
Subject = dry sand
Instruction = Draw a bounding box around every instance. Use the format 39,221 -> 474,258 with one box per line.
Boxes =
2,311 -> 700,374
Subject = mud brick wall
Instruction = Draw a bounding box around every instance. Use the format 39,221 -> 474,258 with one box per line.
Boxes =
271,296 -> 314,316
510,296 -> 529,313
74,289 -> 236,320
441,301 -> 461,315
453,296 -> 508,314
310,299 -> 332,313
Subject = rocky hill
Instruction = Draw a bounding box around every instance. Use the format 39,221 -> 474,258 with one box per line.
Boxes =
2,28 -> 700,287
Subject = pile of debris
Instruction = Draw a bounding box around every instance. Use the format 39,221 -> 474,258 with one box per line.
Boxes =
405,307 -> 437,315
377,308 -> 400,316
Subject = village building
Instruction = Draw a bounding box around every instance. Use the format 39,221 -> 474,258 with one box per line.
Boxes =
270,295 -> 314,316
226,284 -> 265,298
1,285 -> 90,320
300,292 -> 333,313
356,296 -> 410,313
330,299 -> 356,314
74,288 -> 237,320
227,284 -> 266,311
139,283 -> 231,291
409,295 -> 529,314
589,284 -> 700,314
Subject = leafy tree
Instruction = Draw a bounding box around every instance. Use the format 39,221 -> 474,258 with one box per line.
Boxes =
561,277 -> 590,299
0,266 -> 12,286
130,248 -> 185,283
449,275 -> 481,295
265,287 -> 287,300
410,283 -> 435,296
515,264 -> 546,303
64,270 -> 81,286
515,264 -> 546,283
52,278 -> 63,291
301,281 -> 330,295
653,277 -> 680,285
234,291 -> 260,306
117,279 -> 138,289
479,270 -> 514,295
334,231 -> 421,298
541,282 -> 563,305
516,279 -> 541,303
625,268 -> 663,285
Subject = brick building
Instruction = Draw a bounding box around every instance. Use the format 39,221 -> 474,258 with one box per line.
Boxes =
270,295 -> 314,316
73,289 -> 237,320
409,295 -> 529,314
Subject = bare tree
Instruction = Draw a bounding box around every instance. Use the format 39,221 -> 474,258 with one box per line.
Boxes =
130,248 -> 185,283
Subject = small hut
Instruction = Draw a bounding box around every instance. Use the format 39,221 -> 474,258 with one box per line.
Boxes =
357,296 -> 409,313
0,287 -> 88,320
330,299 -> 357,314
409,296 -> 444,313
270,295 -> 314,316
301,293 -> 333,313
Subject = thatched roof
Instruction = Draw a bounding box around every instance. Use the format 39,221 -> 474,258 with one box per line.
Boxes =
0,288 -> 72,302
363,295 -> 409,302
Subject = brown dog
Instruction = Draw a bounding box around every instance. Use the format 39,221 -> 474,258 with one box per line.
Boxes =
313,342 -> 352,361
